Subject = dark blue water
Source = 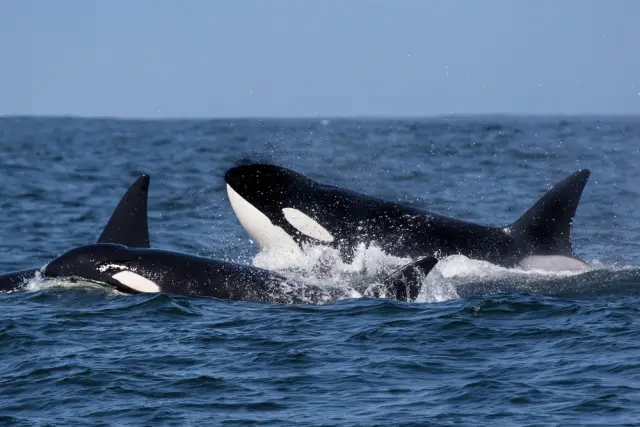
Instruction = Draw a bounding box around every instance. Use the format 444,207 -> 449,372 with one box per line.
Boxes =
1,116 -> 640,425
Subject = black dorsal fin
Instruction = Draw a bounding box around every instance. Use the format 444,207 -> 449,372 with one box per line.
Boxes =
509,169 -> 590,257
97,175 -> 151,248
381,256 -> 438,302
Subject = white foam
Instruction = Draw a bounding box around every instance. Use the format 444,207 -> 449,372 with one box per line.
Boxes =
251,242 -> 451,302
249,243 -> 618,303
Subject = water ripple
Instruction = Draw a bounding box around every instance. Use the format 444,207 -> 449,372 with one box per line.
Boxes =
1,116 -> 640,425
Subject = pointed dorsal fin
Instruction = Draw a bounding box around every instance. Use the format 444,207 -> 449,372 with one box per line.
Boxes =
509,169 -> 590,257
97,175 -> 151,248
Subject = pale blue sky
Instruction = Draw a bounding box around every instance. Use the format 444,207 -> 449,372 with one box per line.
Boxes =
1,0 -> 639,118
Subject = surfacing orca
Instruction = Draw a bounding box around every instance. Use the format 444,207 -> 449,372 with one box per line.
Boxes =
224,164 -> 591,272
43,244 -> 438,303
0,175 -> 151,293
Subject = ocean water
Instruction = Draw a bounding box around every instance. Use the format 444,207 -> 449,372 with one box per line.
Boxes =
1,116 -> 640,425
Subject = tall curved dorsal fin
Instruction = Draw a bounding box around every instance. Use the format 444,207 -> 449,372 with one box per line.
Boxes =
97,175 -> 151,248
509,169 -> 590,257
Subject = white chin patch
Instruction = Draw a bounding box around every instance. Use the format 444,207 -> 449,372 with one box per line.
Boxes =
282,208 -> 334,242
226,184 -> 303,255
518,255 -> 591,273
111,270 -> 161,293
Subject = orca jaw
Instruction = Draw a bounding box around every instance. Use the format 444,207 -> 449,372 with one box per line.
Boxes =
225,183 -> 305,256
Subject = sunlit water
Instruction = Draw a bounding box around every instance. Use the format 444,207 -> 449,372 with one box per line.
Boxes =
1,116 -> 640,425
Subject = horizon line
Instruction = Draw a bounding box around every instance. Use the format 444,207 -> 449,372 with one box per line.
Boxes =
1,112 -> 640,121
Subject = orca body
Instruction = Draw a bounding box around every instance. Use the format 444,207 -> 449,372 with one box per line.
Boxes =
43,243 -> 438,303
224,164 -> 591,272
0,175 -> 151,293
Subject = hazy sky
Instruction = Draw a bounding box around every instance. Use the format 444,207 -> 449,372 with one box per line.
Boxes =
2,0 -> 639,117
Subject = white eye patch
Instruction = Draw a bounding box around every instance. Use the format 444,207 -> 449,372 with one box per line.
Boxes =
111,270 -> 161,293
282,208 -> 334,242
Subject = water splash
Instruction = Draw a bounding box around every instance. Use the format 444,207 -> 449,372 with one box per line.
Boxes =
250,243 -> 640,302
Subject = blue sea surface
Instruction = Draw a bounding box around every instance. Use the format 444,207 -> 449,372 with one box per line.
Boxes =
1,116 -> 640,425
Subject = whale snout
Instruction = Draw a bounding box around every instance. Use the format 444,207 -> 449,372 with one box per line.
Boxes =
224,163 -> 297,192
224,164 -> 268,187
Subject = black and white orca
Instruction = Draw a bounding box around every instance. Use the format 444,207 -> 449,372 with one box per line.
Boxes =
0,175 -> 151,293
41,176 -> 438,303
224,163 -> 592,272
43,243 -> 438,303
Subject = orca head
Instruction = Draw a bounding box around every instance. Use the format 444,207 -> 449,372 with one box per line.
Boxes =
224,164 -> 336,253
43,243 -> 160,294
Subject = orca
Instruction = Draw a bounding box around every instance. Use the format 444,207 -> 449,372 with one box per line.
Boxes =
224,163 -> 591,272
43,243 -> 438,303
0,175 -> 151,293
